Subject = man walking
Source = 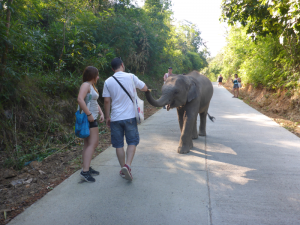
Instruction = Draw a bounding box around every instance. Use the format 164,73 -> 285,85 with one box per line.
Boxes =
163,67 -> 173,82
103,57 -> 148,181
163,67 -> 173,109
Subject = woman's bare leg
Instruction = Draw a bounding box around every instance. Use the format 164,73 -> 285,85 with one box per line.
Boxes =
82,138 -> 88,169
82,127 -> 99,171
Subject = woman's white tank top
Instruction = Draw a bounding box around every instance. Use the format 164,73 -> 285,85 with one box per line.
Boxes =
84,84 -> 99,120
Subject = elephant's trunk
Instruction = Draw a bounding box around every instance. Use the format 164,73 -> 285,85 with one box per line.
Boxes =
145,90 -> 169,107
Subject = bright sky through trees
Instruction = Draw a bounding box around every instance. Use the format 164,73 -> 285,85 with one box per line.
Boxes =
136,0 -> 227,56
172,0 -> 227,57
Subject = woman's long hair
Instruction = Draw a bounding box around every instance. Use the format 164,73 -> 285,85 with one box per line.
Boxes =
82,66 -> 99,94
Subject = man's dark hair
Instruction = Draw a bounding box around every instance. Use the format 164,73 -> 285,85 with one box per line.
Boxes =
111,57 -> 123,70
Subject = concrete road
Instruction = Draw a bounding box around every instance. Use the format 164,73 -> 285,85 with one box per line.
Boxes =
9,83 -> 300,225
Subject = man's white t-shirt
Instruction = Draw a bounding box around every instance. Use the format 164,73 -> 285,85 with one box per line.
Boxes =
102,71 -> 145,122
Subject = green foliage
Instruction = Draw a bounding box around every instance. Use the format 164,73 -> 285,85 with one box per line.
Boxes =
0,0 -> 207,101
219,0 -> 300,90
205,26 -> 300,90
220,0 -> 300,40
201,53 -> 224,81
186,52 -> 204,71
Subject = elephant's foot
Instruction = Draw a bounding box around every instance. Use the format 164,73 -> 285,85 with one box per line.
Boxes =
199,131 -> 206,136
192,133 -> 198,139
177,145 -> 191,154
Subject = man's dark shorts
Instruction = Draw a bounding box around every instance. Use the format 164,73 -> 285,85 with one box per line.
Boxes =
110,118 -> 139,148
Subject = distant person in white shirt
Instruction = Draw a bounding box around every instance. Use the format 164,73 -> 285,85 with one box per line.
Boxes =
163,67 -> 173,109
103,57 -> 148,181
164,67 -> 173,83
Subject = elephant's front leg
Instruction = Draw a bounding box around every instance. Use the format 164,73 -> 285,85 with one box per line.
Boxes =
177,111 -> 197,154
177,107 -> 184,133
192,116 -> 198,139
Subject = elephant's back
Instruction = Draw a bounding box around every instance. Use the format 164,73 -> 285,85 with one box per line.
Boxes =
187,71 -> 213,111
187,71 -> 213,92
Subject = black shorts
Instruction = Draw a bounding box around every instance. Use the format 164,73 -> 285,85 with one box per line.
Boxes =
89,120 -> 98,128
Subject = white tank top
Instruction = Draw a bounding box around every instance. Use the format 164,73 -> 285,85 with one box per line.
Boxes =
84,84 -> 99,120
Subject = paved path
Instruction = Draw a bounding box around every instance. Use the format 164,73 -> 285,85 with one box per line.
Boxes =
9,83 -> 300,225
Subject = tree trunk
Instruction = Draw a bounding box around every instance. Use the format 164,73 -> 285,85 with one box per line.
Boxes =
1,0 -> 13,77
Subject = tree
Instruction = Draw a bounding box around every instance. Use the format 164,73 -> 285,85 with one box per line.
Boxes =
221,0 -> 300,40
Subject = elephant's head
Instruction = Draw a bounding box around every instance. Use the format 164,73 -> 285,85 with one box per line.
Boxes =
145,75 -> 198,110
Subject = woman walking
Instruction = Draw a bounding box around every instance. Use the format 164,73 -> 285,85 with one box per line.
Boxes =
77,66 -> 104,182
218,74 -> 223,86
232,74 -> 239,98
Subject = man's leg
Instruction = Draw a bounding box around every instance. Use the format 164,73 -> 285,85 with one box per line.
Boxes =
120,118 -> 139,181
121,145 -> 135,181
110,120 -> 125,168
124,118 -> 139,166
116,147 -> 125,168
126,145 -> 136,166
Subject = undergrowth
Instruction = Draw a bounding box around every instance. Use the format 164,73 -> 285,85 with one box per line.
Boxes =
0,71 -> 162,170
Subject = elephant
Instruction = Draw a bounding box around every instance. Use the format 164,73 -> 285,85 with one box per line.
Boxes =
145,71 -> 214,154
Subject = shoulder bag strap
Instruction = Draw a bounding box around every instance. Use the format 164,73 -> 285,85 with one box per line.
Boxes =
112,76 -> 133,103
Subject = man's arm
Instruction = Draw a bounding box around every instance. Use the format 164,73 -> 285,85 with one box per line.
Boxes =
140,84 -> 148,92
104,97 -> 111,127
133,75 -> 148,92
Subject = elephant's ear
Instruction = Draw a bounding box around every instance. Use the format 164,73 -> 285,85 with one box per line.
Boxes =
187,82 -> 198,102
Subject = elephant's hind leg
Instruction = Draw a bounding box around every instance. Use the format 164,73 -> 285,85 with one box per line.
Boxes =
199,110 -> 207,136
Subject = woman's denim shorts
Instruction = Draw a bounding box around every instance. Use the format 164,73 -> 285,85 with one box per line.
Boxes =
110,118 -> 139,148
233,84 -> 239,89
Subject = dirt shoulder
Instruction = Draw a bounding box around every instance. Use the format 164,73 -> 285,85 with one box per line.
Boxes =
223,80 -> 300,138
0,100 -> 160,225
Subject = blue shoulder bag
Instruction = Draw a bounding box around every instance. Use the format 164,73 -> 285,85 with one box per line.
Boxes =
75,95 -> 91,138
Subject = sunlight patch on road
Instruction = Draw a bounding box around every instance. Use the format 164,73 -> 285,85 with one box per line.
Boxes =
209,161 -> 256,186
163,156 -> 205,170
223,113 -> 279,127
276,140 -> 300,149
288,197 -> 300,204
207,143 -> 237,155
250,139 -> 300,150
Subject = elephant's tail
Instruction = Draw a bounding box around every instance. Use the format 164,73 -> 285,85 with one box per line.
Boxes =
207,113 -> 215,122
